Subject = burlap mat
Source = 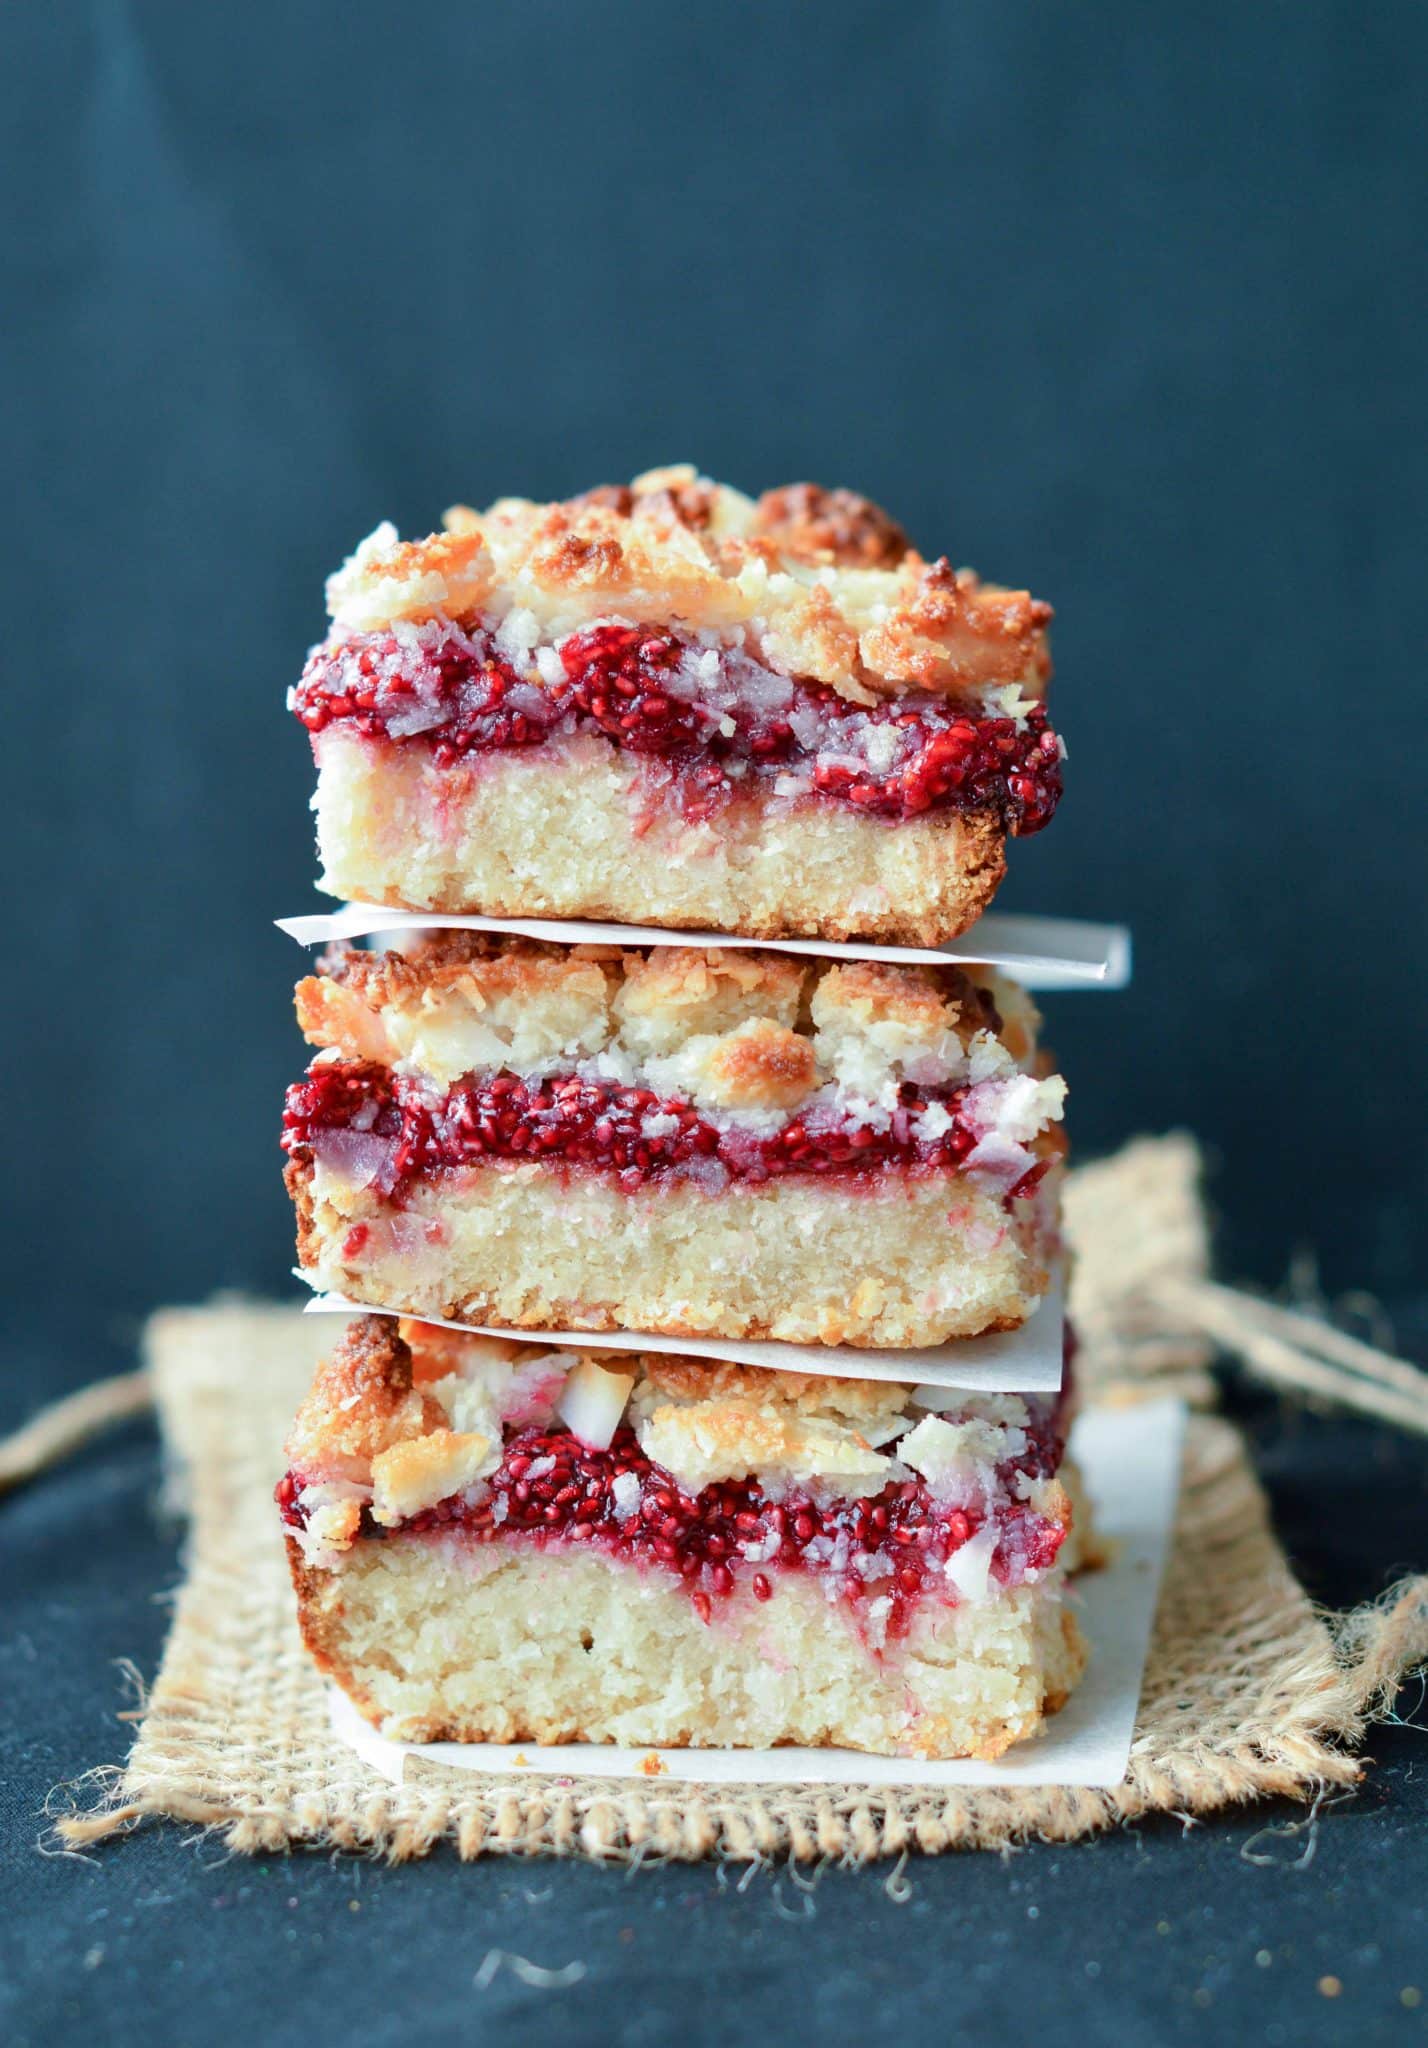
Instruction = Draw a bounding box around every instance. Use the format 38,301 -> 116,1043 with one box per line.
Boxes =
56,1138 -> 1428,1863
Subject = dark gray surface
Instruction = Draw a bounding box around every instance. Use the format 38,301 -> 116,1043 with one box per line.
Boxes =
4,5 -> 1427,2040
4,0 -> 1428,1394
3,1358 -> 1426,2048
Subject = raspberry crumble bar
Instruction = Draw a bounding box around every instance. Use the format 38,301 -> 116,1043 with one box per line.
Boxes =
291,466 -> 1062,945
279,1317 -> 1088,1758
282,933 -> 1067,1347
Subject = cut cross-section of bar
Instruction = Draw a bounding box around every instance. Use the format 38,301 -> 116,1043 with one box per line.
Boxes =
282,933 -> 1067,1347
291,467 -> 1062,945
279,1318 -> 1089,1758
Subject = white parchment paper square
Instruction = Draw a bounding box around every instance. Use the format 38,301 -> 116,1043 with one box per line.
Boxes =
278,903 -> 1132,991
326,1397 -> 1184,1791
301,1271 -> 1065,1393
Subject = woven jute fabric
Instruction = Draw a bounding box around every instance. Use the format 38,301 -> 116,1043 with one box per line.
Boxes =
58,1138 -> 1428,1863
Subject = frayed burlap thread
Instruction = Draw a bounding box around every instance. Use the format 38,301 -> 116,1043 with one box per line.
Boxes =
54,1138 -> 1428,1863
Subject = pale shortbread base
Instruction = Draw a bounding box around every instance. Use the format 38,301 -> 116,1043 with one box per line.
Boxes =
291,1158 -> 1050,1346
293,1537 -> 1086,1759
312,730 -> 1006,945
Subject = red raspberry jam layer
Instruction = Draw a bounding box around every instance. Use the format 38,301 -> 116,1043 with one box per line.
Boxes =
281,1059 -> 1052,1204
277,1404 -> 1068,1638
292,621 -> 1063,831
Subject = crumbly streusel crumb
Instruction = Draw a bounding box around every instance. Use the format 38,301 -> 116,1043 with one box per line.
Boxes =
324,465 -> 1052,705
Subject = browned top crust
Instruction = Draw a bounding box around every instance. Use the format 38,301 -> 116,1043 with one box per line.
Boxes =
633,1351 -> 902,1420
304,929 -> 620,1021
570,475 -> 910,568
750,483 -> 911,568
284,1317 -> 447,1484
286,1316 -> 927,1486
282,1317 -> 1060,1538
301,929 -> 1004,1038
323,464 -> 1052,706
291,931 -> 1048,1109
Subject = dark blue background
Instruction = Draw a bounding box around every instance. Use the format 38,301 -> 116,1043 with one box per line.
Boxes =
4,10 -> 1427,2042
7,2 -> 1427,1389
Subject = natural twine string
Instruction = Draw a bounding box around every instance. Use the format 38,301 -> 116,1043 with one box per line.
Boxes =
1061,1134 -> 1428,1434
4,1134 -> 1427,1495
0,1371 -> 152,1493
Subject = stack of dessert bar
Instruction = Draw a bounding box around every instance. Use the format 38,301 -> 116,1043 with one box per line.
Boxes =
275,467 -> 1089,1761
